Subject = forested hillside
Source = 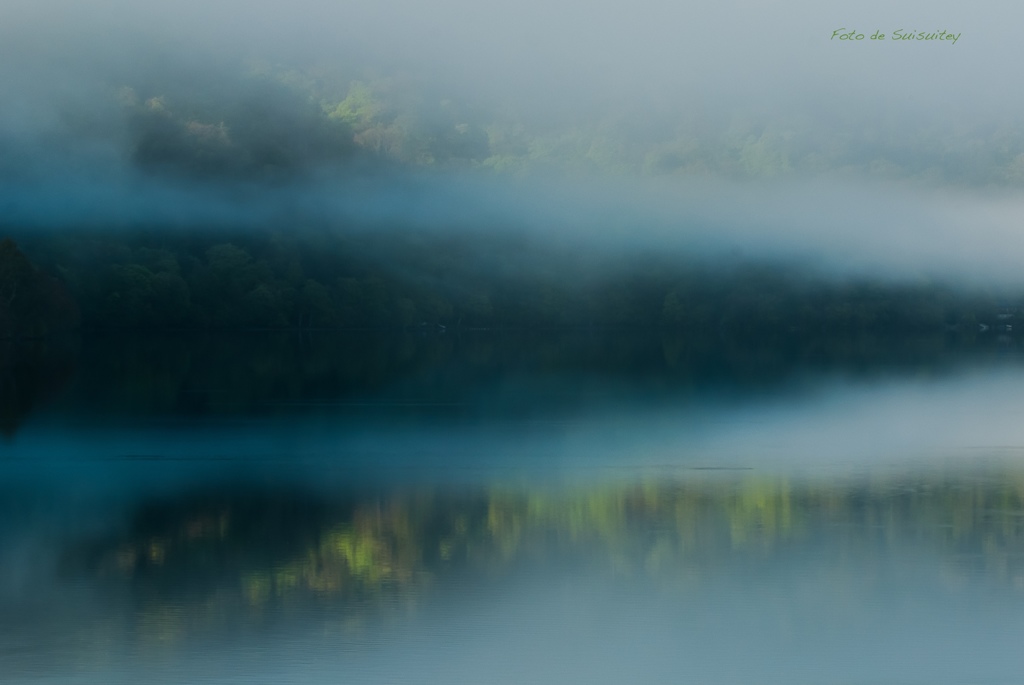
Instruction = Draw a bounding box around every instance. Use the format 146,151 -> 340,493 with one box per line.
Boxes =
109,63 -> 1024,185
5,63 -> 1024,337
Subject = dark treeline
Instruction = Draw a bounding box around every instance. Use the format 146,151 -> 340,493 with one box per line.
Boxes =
5,328 -> 1020,437
2,228 -> 1014,337
0,239 -> 79,339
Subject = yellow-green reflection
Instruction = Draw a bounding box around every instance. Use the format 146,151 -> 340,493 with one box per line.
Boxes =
81,468 -> 1024,613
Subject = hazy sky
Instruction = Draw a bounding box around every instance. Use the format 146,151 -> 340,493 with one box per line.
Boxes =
1,0 -> 1020,120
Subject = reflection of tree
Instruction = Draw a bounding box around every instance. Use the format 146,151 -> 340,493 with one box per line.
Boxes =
74,471 -> 1024,629
0,340 -> 77,438
51,329 -> 1022,427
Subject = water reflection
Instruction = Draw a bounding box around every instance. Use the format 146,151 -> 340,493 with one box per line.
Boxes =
77,473 -> 1024,595
3,470 -> 1024,683
5,332 -> 1024,683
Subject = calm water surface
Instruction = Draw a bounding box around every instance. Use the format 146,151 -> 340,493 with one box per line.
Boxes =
3,332 -> 1024,684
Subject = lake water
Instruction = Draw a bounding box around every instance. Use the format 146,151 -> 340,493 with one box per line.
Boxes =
3,331 -> 1024,684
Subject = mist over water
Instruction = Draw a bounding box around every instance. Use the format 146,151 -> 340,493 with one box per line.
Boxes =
5,166 -> 1024,290
4,0 -> 1024,290
5,0 -> 1024,682
4,334 -> 1024,684
4,332 -> 1024,482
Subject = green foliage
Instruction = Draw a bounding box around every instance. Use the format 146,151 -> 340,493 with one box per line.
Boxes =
71,469 -> 1024,625
87,62 -> 1024,186
123,75 -> 356,179
327,81 -> 384,128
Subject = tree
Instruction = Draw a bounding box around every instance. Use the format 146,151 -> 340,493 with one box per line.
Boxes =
0,239 -> 80,338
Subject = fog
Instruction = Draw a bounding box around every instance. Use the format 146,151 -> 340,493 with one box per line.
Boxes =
3,0 -> 1024,287
2,0 -> 1018,118
5,168 -> 1024,287
6,6 -> 1024,682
